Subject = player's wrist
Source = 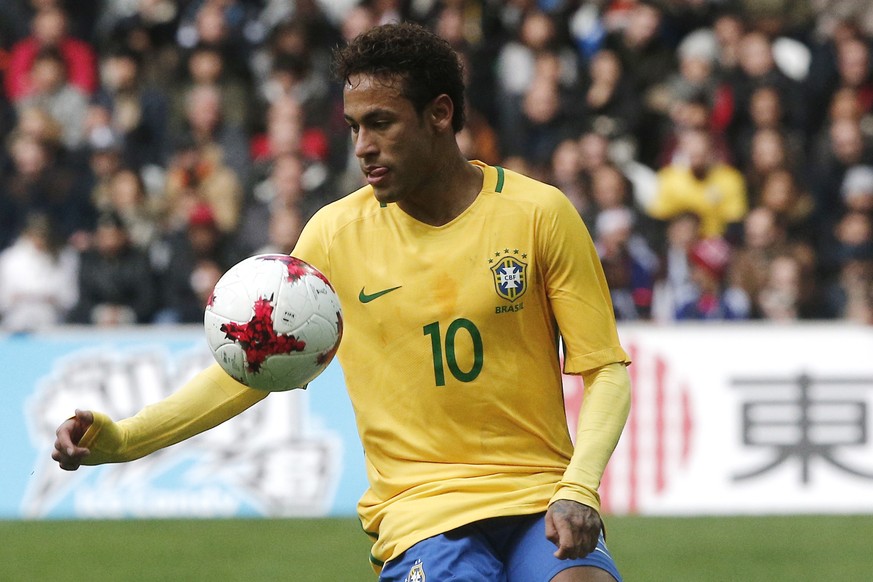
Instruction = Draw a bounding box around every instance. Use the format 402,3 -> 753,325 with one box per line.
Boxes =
78,411 -> 124,465
549,484 -> 601,514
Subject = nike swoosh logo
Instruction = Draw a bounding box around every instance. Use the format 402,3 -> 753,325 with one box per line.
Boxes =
358,286 -> 402,303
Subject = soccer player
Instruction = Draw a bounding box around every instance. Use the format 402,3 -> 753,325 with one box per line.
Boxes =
53,23 -> 632,582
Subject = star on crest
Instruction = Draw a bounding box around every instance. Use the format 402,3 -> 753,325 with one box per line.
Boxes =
487,247 -> 528,263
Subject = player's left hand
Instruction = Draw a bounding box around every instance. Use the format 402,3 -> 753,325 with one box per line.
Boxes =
545,499 -> 603,559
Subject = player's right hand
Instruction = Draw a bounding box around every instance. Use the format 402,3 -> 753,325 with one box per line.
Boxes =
52,409 -> 94,471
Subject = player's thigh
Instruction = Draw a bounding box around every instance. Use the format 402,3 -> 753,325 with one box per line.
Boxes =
379,526 -> 504,582
505,514 -> 621,582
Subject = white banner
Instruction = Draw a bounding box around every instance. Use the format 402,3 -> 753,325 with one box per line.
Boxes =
565,324 -> 873,515
6,324 -> 873,519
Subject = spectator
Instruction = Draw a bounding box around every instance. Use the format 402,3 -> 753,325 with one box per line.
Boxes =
666,29 -> 721,106
757,168 -> 815,240
255,205 -> 304,256
820,208 -> 873,280
712,10 -> 746,77
603,0 -> 676,92
174,0 -> 254,85
1,5 -> 871,324
0,130 -> 94,250
607,161 -> 663,247
78,123 -> 125,213
161,133 -> 243,235
733,84 -> 805,180
650,211 -> 703,323
809,117 -> 872,234
172,83 -> 250,183
511,71 -> 576,167
257,47 -> 332,131
547,138 -> 589,217
587,163 -> 643,230
826,87 -> 866,126
251,14 -> 337,110
171,42 -> 251,131
270,93 -> 334,194
5,6 -> 98,102
819,207 -> 873,317
594,207 -> 659,320
428,1 -> 503,130
602,0 -> 676,165
648,127 -> 748,240
825,251 -> 873,324
579,48 -> 641,145
13,103 -> 65,152
725,30 -> 805,148
728,207 -> 817,318
675,236 -> 749,320
252,92 -> 332,169
743,127 -> 794,203
756,253 -> 811,321
656,92 -> 733,168
93,47 -> 169,170
67,210 -> 157,325
95,0 -> 182,90
249,93 -> 303,164
247,96 -> 333,213
577,130 -> 612,184
0,212 -> 78,332
660,28 -> 733,138
16,46 -> 89,149
840,165 -> 873,216
102,167 -> 160,251
807,33 -> 873,139
453,50 -> 501,166
495,9 -> 577,156
236,152 -> 309,256
153,204 -> 240,324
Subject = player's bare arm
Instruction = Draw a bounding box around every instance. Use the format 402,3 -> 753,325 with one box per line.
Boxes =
545,499 -> 603,559
52,409 -> 93,471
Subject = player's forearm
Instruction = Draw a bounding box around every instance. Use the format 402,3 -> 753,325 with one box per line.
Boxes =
552,362 -> 631,512
79,363 -> 268,465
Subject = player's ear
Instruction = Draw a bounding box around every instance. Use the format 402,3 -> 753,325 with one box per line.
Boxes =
427,94 -> 454,132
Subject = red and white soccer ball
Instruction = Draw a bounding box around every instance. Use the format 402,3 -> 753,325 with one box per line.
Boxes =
204,254 -> 343,391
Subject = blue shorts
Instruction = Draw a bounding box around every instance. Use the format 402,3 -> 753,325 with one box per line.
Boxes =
379,513 -> 621,582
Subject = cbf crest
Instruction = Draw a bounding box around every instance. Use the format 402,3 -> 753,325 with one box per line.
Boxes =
404,559 -> 425,582
489,249 -> 528,302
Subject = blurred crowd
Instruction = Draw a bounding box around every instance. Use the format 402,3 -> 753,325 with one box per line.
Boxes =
1,0 -> 873,332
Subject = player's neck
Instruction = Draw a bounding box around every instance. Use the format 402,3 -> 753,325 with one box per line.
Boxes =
398,154 -> 483,227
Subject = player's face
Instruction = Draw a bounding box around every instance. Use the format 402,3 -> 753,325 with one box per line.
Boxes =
343,73 -> 437,205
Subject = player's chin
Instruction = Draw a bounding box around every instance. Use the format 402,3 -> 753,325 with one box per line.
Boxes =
371,186 -> 398,204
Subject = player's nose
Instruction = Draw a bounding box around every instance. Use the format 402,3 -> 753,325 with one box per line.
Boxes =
353,127 -> 378,159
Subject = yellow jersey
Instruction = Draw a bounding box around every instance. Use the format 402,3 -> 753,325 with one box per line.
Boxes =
649,163 -> 748,237
292,161 -> 630,566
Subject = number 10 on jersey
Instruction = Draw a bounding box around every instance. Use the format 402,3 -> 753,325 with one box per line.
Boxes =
423,319 -> 484,386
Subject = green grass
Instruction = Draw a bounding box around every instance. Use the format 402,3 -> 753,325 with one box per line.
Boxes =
1,515 -> 871,581
608,515 -> 873,581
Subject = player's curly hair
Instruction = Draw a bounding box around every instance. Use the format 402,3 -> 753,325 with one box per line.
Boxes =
332,22 -> 467,133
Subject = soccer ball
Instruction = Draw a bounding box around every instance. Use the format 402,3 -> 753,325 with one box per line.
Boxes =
204,254 -> 343,391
